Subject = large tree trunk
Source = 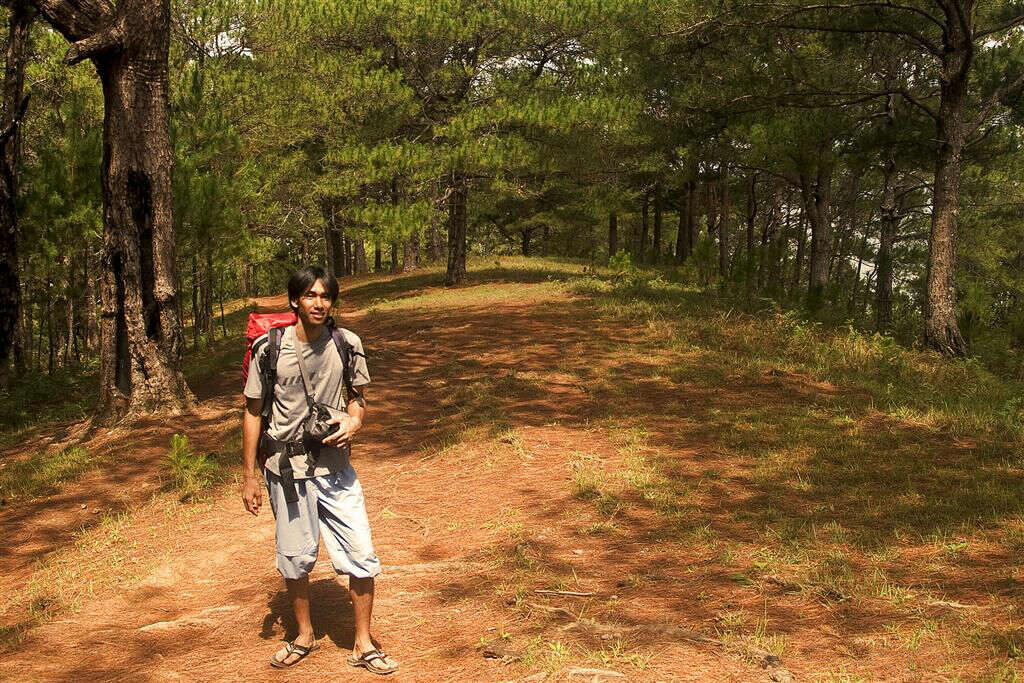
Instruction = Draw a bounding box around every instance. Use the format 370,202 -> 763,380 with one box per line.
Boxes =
402,232 -> 419,273
240,259 -> 250,298
354,238 -> 367,274
791,210 -> 807,296
776,195 -> 793,296
652,184 -> 662,263
719,169 -> 730,280
46,293 -> 54,375
0,1 -> 31,387
428,224 -> 442,262
445,174 -> 468,286
686,180 -> 697,257
337,226 -> 348,277
190,253 -> 198,350
608,211 -> 618,260
675,187 -> 686,263
64,261 -> 74,363
876,156 -> 898,333
924,17 -> 971,356
799,159 -> 834,313
744,174 -> 757,289
848,224 -> 869,316
374,240 -> 382,272
34,0 -> 193,420
83,247 -> 98,353
321,199 -> 337,278
200,241 -> 213,345
758,187 -> 778,291
638,192 -> 649,261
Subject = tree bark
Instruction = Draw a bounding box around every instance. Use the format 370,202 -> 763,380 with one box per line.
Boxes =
321,199 -> 336,278
652,183 -> 662,263
190,253 -> 198,350
374,240 -> 382,272
608,211 -> 618,260
200,241 -> 213,345
46,292 -> 54,375
719,169 -> 730,280
758,187 -> 778,291
240,259 -> 250,298
445,173 -> 468,286
428,223 -> 442,262
638,192 -> 649,261
675,187 -> 686,263
876,155 -> 898,333
924,10 -> 971,356
745,174 -> 757,290
402,232 -> 419,272
337,226 -> 348,277
33,0 -> 193,419
686,180 -> 697,257
0,1 -> 31,387
64,260 -> 74,363
354,238 -> 367,274
791,210 -> 807,295
799,159 -> 834,313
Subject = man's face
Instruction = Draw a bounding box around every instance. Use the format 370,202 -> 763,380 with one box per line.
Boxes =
293,278 -> 333,326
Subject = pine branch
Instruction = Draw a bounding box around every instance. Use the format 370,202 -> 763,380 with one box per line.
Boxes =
974,12 -> 1024,40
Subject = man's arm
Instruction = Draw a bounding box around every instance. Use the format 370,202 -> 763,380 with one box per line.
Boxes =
241,396 -> 263,515
323,389 -> 366,448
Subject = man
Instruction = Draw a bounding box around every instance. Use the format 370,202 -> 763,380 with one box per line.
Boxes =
241,265 -> 398,674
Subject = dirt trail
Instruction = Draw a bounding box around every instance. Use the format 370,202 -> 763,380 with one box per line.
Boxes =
0,276 -> 763,682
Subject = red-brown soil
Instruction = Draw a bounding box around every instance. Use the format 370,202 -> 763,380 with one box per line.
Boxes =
0,271 -> 1019,681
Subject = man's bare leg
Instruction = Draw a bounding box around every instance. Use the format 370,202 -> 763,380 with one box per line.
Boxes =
273,576 -> 316,665
347,576 -> 375,655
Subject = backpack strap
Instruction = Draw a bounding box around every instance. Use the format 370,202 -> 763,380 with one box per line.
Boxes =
327,318 -> 365,406
257,326 -> 285,418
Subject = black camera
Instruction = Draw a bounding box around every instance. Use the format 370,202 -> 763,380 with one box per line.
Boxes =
303,401 -> 336,443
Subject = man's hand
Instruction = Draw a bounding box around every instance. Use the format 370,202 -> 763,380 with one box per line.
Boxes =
322,414 -> 361,448
242,475 -> 262,516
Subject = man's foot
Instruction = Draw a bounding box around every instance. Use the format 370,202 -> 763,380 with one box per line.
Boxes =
270,637 -> 320,668
347,648 -> 399,675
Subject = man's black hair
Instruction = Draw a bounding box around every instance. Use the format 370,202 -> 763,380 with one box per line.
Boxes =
287,265 -> 339,313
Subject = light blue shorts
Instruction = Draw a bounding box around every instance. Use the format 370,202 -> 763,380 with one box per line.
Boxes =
264,465 -> 382,580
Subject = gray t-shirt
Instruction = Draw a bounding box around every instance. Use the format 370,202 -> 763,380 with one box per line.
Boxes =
244,325 -> 370,479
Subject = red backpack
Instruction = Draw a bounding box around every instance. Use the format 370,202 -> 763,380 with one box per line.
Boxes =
242,312 -> 296,383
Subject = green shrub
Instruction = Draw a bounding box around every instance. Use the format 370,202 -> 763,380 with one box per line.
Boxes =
163,434 -> 220,501
608,250 -> 634,273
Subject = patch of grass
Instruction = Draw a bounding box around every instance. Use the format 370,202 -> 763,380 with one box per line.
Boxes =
0,445 -> 94,501
968,624 -> 1024,659
163,433 -> 227,501
751,616 -> 788,659
568,451 -> 622,518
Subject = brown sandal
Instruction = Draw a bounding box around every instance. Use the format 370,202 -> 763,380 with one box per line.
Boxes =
347,649 -> 399,675
270,640 -> 320,668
